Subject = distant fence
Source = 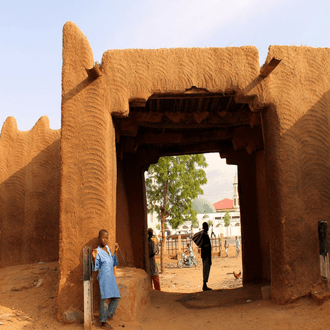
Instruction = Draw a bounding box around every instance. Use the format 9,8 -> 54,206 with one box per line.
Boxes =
211,237 -> 221,254
159,236 -> 220,256
166,237 -> 192,255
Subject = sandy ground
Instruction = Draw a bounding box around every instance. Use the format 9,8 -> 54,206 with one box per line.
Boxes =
1,250 -> 330,330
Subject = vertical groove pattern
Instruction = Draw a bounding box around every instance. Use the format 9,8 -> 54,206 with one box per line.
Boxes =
0,116 -> 60,267
263,46 -> 330,302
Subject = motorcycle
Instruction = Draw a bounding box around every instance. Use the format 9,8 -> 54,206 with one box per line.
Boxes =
177,253 -> 197,268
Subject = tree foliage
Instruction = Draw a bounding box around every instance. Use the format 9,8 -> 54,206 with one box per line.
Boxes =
146,154 -> 207,229
191,218 -> 199,228
224,211 -> 231,227
145,154 -> 207,273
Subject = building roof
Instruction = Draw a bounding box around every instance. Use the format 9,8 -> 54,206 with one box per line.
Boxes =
213,198 -> 233,210
192,198 -> 216,214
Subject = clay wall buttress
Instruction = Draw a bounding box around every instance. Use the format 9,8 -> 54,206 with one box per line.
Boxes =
261,47 -> 330,302
116,159 -> 135,267
122,154 -> 148,270
58,22 -> 117,318
0,116 -> 60,267
237,151 -> 263,283
255,149 -> 271,281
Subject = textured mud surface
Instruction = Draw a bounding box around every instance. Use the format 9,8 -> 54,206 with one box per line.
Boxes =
0,116 -> 60,267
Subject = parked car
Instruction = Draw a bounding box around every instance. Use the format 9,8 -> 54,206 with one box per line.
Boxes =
166,230 -> 192,240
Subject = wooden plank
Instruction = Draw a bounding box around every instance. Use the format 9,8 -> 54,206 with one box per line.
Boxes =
260,57 -> 282,77
129,98 -> 147,108
138,129 -> 234,145
85,63 -> 102,80
84,280 -> 93,330
149,93 -> 235,100
83,246 -> 93,330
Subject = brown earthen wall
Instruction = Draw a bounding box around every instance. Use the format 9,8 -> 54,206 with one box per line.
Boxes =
58,22 -> 117,318
261,47 -> 330,302
100,46 -> 262,114
122,154 -> 148,271
0,116 -> 60,267
255,149 -> 271,281
57,22 -> 330,313
116,159 -> 135,267
237,151 -> 263,283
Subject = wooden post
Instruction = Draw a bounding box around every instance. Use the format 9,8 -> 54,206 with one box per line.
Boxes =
177,235 -> 182,259
318,221 -> 330,290
83,246 -> 93,330
220,233 -> 224,257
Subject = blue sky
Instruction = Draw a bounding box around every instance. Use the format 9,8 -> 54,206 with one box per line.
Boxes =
1,0 -> 329,202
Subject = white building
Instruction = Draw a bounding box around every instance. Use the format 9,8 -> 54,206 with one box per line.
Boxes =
193,173 -> 241,238
147,174 -> 241,238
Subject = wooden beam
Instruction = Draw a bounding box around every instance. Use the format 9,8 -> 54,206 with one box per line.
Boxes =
232,126 -> 264,154
136,140 -> 233,158
148,91 -> 235,100
137,129 -> 234,145
83,246 -> 93,330
85,63 -> 102,80
260,57 -> 281,77
129,98 -> 147,107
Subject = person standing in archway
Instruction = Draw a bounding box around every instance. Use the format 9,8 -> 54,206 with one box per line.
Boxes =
201,222 -> 212,291
235,236 -> 241,258
210,224 -> 216,238
148,228 -> 161,290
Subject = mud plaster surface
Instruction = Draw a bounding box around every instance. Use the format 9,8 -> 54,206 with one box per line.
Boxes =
0,116 -> 60,267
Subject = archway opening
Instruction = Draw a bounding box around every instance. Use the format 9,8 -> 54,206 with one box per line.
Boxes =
114,88 -> 270,296
145,153 -> 243,293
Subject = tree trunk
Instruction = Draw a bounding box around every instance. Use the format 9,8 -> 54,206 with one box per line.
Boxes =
160,179 -> 168,274
160,215 -> 166,274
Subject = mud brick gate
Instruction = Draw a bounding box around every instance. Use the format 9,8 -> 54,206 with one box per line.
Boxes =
2,20 -> 330,320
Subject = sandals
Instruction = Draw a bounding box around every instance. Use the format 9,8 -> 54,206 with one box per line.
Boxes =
100,322 -> 113,329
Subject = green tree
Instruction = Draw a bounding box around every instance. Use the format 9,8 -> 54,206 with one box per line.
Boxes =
224,211 -> 231,227
207,220 -> 213,227
191,218 -> 199,228
146,154 -> 207,273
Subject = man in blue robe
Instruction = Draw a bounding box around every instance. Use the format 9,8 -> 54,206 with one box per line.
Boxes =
92,229 -> 120,329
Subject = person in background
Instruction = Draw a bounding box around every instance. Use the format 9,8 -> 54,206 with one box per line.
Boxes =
210,224 -> 216,238
235,236 -> 241,258
201,222 -> 212,291
224,240 -> 229,257
148,228 -> 161,290
184,243 -> 194,267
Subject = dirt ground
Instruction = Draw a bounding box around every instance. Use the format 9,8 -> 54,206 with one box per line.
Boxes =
1,251 -> 330,330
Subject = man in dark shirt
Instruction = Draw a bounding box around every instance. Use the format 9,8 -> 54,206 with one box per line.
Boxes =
201,222 -> 212,291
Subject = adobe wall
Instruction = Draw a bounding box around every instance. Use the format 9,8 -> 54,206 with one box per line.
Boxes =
57,21 -> 264,317
260,47 -> 330,303
255,149 -> 271,281
58,22 -> 118,318
58,22 -> 330,314
121,153 -> 149,271
0,116 -> 60,267
100,44 -> 262,114
116,159 -> 135,267
235,151 -> 264,283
